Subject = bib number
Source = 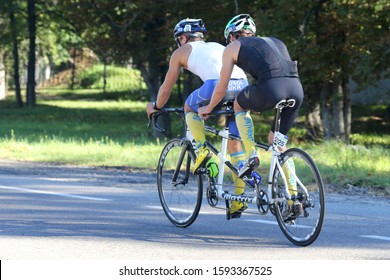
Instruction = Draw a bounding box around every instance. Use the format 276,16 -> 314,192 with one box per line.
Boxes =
274,132 -> 288,148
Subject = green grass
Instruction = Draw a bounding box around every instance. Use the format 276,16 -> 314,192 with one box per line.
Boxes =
2,91 -> 150,143
0,137 -> 162,168
301,141 -> 390,187
1,89 -> 389,189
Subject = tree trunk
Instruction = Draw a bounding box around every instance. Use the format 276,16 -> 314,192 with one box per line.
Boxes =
26,0 -> 36,107
0,54 -> 6,100
320,84 -> 332,140
332,82 -> 345,139
70,47 -> 77,90
103,61 -> 107,94
9,0 -> 22,107
304,86 -> 323,141
137,61 -> 160,100
342,78 -> 351,141
136,59 -> 171,138
320,81 -> 351,141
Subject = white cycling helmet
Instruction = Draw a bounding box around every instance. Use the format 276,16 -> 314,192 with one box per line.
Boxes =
224,14 -> 256,41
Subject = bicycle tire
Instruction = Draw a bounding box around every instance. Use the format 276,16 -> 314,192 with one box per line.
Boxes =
157,138 -> 203,227
272,148 -> 325,246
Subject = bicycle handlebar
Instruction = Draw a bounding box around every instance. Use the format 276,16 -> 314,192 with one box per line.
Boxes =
148,107 -> 235,133
148,107 -> 184,133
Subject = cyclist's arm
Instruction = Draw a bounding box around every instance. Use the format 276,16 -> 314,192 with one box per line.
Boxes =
156,51 -> 182,107
147,47 -> 188,117
198,42 -> 239,119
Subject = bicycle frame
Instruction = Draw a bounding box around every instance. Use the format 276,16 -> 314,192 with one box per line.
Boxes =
152,99 -> 309,209
189,98 -> 304,208
153,100 -> 325,246
197,125 -> 287,206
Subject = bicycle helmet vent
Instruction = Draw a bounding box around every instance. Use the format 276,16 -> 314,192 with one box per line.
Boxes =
173,18 -> 207,38
224,14 -> 256,40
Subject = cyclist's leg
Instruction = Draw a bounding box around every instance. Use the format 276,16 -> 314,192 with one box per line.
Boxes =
229,150 -> 249,215
185,80 -> 219,174
234,87 -> 260,177
227,120 -> 246,194
185,106 -> 205,149
225,118 -> 248,216
234,104 -> 256,158
269,78 -> 304,204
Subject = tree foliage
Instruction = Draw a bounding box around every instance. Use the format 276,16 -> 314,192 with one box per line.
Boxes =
1,0 -> 389,140
255,0 -> 389,140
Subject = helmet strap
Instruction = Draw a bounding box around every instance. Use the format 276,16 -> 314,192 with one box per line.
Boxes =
226,33 -> 239,44
175,37 -> 182,47
176,33 -> 204,47
184,35 -> 190,44
175,34 -> 191,47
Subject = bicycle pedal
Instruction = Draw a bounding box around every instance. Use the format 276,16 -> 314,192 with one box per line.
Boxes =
229,212 -> 242,219
226,211 -> 242,220
227,203 -> 247,220
285,219 -> 296,225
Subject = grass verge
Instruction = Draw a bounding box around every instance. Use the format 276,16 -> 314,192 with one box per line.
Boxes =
1,89 -> 389,190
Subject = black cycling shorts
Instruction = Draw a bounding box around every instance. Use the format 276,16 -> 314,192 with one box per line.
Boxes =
236,77 -> 304,135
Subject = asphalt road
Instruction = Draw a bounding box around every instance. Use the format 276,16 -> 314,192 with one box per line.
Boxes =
0,159 -> 389,260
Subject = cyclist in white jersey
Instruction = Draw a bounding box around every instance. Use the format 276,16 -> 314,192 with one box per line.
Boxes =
146,18 -> 249,217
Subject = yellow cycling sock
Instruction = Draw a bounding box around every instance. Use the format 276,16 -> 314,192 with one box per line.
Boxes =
231,151 -> 246,194
185,112 -> 206,150
282,158 -> 297,205
186,112 -> 220,174
235,111 -> 256,158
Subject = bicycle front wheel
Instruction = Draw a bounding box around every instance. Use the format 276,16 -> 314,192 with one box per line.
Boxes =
157,138 -> 203,227
272,148 -> 325,246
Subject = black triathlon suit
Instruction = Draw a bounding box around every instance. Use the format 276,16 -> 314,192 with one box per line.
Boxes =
235,36 -> 304,135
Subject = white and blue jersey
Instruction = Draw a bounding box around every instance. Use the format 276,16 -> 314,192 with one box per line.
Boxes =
184,41 -> 248,135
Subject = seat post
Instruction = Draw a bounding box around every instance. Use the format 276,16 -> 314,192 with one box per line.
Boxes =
274,107 -> 282,134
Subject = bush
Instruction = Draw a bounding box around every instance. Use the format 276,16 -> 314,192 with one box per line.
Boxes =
78,64 -> 146,91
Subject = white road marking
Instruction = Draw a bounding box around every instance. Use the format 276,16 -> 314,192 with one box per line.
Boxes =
244,219 -> 279,226
147,205 -> 216,214
359,235 -> 390,242
245,219 -> 315,229
0,185 -> 111,202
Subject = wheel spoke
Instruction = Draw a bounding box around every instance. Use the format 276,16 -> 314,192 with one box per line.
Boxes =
157,139 -> 203,227
273,148 -> 325,246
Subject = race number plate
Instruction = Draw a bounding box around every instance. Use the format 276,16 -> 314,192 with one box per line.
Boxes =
273,132 -> 288,148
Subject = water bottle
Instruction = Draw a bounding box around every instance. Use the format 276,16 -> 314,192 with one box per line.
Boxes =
206,160 -> 219,178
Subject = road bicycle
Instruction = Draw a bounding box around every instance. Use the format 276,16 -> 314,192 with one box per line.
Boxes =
149,98 -> 325,246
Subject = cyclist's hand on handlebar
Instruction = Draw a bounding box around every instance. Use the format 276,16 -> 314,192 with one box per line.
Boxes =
198,105 -> 212,120
146,102 -> 158,119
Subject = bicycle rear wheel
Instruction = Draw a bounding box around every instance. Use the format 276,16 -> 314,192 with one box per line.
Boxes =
272,148 -> 325,246
157,138 -> 203,227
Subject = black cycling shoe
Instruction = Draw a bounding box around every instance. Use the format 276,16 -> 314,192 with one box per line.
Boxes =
227,202 -> 248,220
